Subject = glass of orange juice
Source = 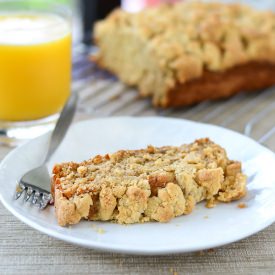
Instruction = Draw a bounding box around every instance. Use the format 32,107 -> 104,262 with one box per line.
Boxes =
0,0 -> 71,146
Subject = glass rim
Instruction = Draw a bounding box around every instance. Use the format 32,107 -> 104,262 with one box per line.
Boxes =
0,0 -> 71,31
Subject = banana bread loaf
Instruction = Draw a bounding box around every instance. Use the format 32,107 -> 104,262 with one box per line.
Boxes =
93,2 -> 275,107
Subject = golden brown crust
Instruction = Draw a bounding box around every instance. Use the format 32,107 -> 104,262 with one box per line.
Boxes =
93,2 -> 275,107
164,61 -> 275,107
52,138 -> 247,226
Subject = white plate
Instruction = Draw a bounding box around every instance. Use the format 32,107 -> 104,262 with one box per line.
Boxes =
0,117 -> 275,255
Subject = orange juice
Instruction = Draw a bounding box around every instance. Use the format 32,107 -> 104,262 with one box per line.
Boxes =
0,13 -> 71,121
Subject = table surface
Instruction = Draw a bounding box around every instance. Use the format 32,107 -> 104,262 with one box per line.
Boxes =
1,57 -> 275,274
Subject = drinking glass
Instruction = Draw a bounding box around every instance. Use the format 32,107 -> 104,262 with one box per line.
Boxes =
0,0 -> 72,146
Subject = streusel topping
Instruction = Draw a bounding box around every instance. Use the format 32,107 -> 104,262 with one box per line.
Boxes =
95,1 -> 275,85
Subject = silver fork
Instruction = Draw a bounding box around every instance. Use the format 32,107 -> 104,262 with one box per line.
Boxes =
14,92 -> 78,209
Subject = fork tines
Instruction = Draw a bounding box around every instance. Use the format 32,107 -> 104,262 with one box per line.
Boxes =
15,181 -> 52,209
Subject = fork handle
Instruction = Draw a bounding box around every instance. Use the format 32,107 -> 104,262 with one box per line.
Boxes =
44,92 -> 78,163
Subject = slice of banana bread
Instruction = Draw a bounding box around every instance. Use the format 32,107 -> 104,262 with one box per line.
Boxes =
52,138 -> 246,226
93,2 -> 275,107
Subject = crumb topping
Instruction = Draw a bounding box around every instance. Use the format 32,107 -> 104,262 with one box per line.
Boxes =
95,1 -> 275,90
